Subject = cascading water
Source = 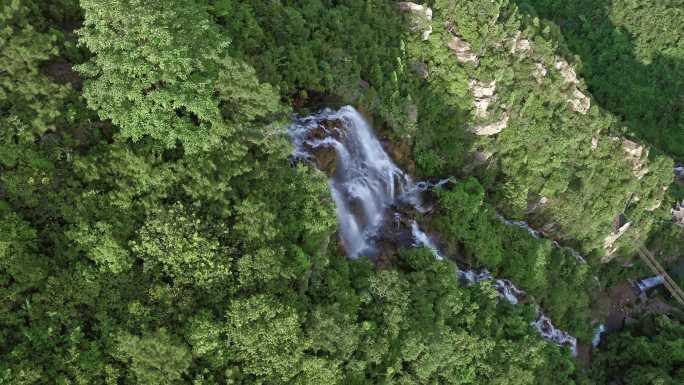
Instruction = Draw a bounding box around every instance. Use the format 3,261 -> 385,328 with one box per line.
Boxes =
288,106 -> 577,354
496,214 -> 588,264
636,275 -> 665,293
592,324 -> 606,347
289,106 -> 414,258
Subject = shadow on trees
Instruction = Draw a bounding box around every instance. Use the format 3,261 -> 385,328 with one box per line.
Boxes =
515,0 -> 684,161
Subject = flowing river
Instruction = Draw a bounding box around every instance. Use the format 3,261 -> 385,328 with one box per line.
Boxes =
288,105 -> 578,354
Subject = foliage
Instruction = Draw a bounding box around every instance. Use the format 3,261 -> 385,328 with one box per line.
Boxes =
591,315 -> 684,384
1,1 -> 682,384
515,0 -> 684,160
434,178 -> 594,339
0,0 -> 69,135
77,0 -> 282,153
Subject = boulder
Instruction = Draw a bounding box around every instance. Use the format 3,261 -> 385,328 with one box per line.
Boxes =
406,103 -> 418,125
526,196 -> 550,214
411,61 -> 429,79
591,135 -> 599,150
472,150 -> 493,164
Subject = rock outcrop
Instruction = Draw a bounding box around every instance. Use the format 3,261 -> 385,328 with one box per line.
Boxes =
446,25 -> 479,65
398,2 -> 433,40
602,221 -> 632,261
533,63 -> 548,83
411,61 -> 429,79
509,31 -> 532,55
591,135 -> 599,150
447,37 -> 479,64
554,57 -> 579,84
554,57 -> 591,114
469,79 -> 496,118
569,88 -> 591,114
622,139 -> 649,179
471,114 -> 509,136
473,149 -> 493,164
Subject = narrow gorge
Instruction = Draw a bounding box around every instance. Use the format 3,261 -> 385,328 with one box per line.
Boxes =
289,106 -> 579,354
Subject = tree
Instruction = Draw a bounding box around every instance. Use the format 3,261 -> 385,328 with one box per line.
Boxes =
0,0 -> 68,135
591,315 -> 684,385
115,329 -> 192,385
131,203 -> 232,290
77,0 -> 281,153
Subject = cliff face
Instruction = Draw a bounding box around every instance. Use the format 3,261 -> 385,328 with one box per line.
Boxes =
395,0 -> 675,260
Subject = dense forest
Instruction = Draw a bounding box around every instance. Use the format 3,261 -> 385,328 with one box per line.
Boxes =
1,1 -> 682,384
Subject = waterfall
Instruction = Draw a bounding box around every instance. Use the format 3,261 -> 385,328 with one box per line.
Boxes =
289,106 -> 414,258
533,315 -> 578,356
495,214 -> 588,264
288,106 -> 577,355
636,275 -> 665,292
592,324 -> 606,347
411,220 -> 443,260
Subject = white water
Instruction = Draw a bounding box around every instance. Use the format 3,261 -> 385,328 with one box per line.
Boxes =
496,214 -> 588,264
289,106 -> 414,257
533,315 -> 578,356
288,106 -> 577,355
411,220 -> 443,260
636,275 -> 665,292
592,324 -> 606,347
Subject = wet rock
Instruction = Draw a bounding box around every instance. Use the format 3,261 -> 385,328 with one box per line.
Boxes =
383,137 -> 416,175
312,146 -> 337,176
398,2 -> 433,40
569,88 -> 590,114
675,165 -> 684,179
447,36 -> 479,65
40,132 -> 61,145
471,114 -> 508,136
